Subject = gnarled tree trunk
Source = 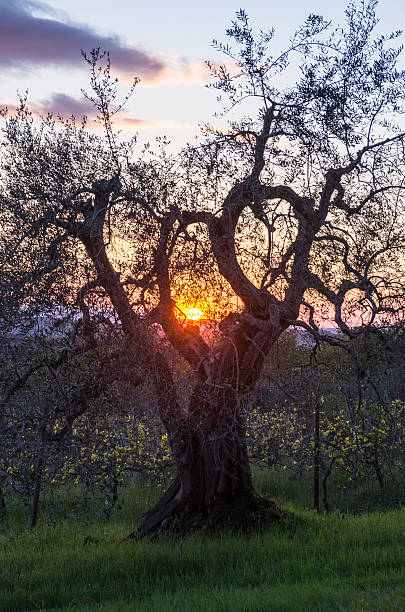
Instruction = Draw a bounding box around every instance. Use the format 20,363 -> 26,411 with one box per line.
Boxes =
137,384 -> 282,537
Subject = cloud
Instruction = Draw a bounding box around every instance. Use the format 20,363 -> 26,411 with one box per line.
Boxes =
36,93 -> 155,127
38,92 -> 95,117
0,93 -> 100,121
37,93 -> 167,128
0,0 -> 166,81
0,93 -> 193,131
144,57 -> 209,88
0,100 -> 20,116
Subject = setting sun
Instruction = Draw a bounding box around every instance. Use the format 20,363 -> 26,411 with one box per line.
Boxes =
184,307 -> 205,321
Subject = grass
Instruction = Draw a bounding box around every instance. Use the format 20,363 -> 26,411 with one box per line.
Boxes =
252,466 -> 405,514
0,472 -> 405,611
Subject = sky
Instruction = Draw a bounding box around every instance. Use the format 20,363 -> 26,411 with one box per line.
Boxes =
1,0 -> 404,149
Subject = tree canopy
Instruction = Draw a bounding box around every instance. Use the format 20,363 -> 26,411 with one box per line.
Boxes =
1,0 -> 404,535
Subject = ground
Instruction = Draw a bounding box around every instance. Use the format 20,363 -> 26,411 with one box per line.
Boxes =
1,471 -> 405,611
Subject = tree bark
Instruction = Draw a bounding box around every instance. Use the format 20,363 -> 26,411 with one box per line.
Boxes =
137,385 -> 282,537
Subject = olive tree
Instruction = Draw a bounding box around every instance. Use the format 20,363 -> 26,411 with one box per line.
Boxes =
1,1 -> 404,535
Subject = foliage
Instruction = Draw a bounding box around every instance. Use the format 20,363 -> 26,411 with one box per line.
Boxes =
1,323 -> 404,522
0,334 -> 172,522
248,399 -> 405,494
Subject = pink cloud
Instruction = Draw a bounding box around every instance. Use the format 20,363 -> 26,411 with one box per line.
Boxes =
141,57 -> 209,87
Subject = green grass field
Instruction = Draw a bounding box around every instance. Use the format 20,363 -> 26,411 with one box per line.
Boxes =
1,471 -> 404,612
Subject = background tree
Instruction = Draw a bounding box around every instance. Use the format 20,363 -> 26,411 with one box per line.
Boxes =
1,0 -> 404,535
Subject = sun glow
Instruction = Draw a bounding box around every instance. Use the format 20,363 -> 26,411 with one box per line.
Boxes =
183,307 -> 205,321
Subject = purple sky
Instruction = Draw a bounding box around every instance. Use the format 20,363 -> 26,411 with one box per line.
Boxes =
1,0 -> 404,147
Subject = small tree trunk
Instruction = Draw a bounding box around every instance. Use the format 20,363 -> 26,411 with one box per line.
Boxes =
322,458 -> 335,513
31,421 -> 47,528
313,401 -> 320,513
31,453 -> 44,528
0,485 -> 5,522
372,456 -> 384,489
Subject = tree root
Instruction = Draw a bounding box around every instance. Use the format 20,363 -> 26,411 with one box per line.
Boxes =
127,491 -> 283,540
